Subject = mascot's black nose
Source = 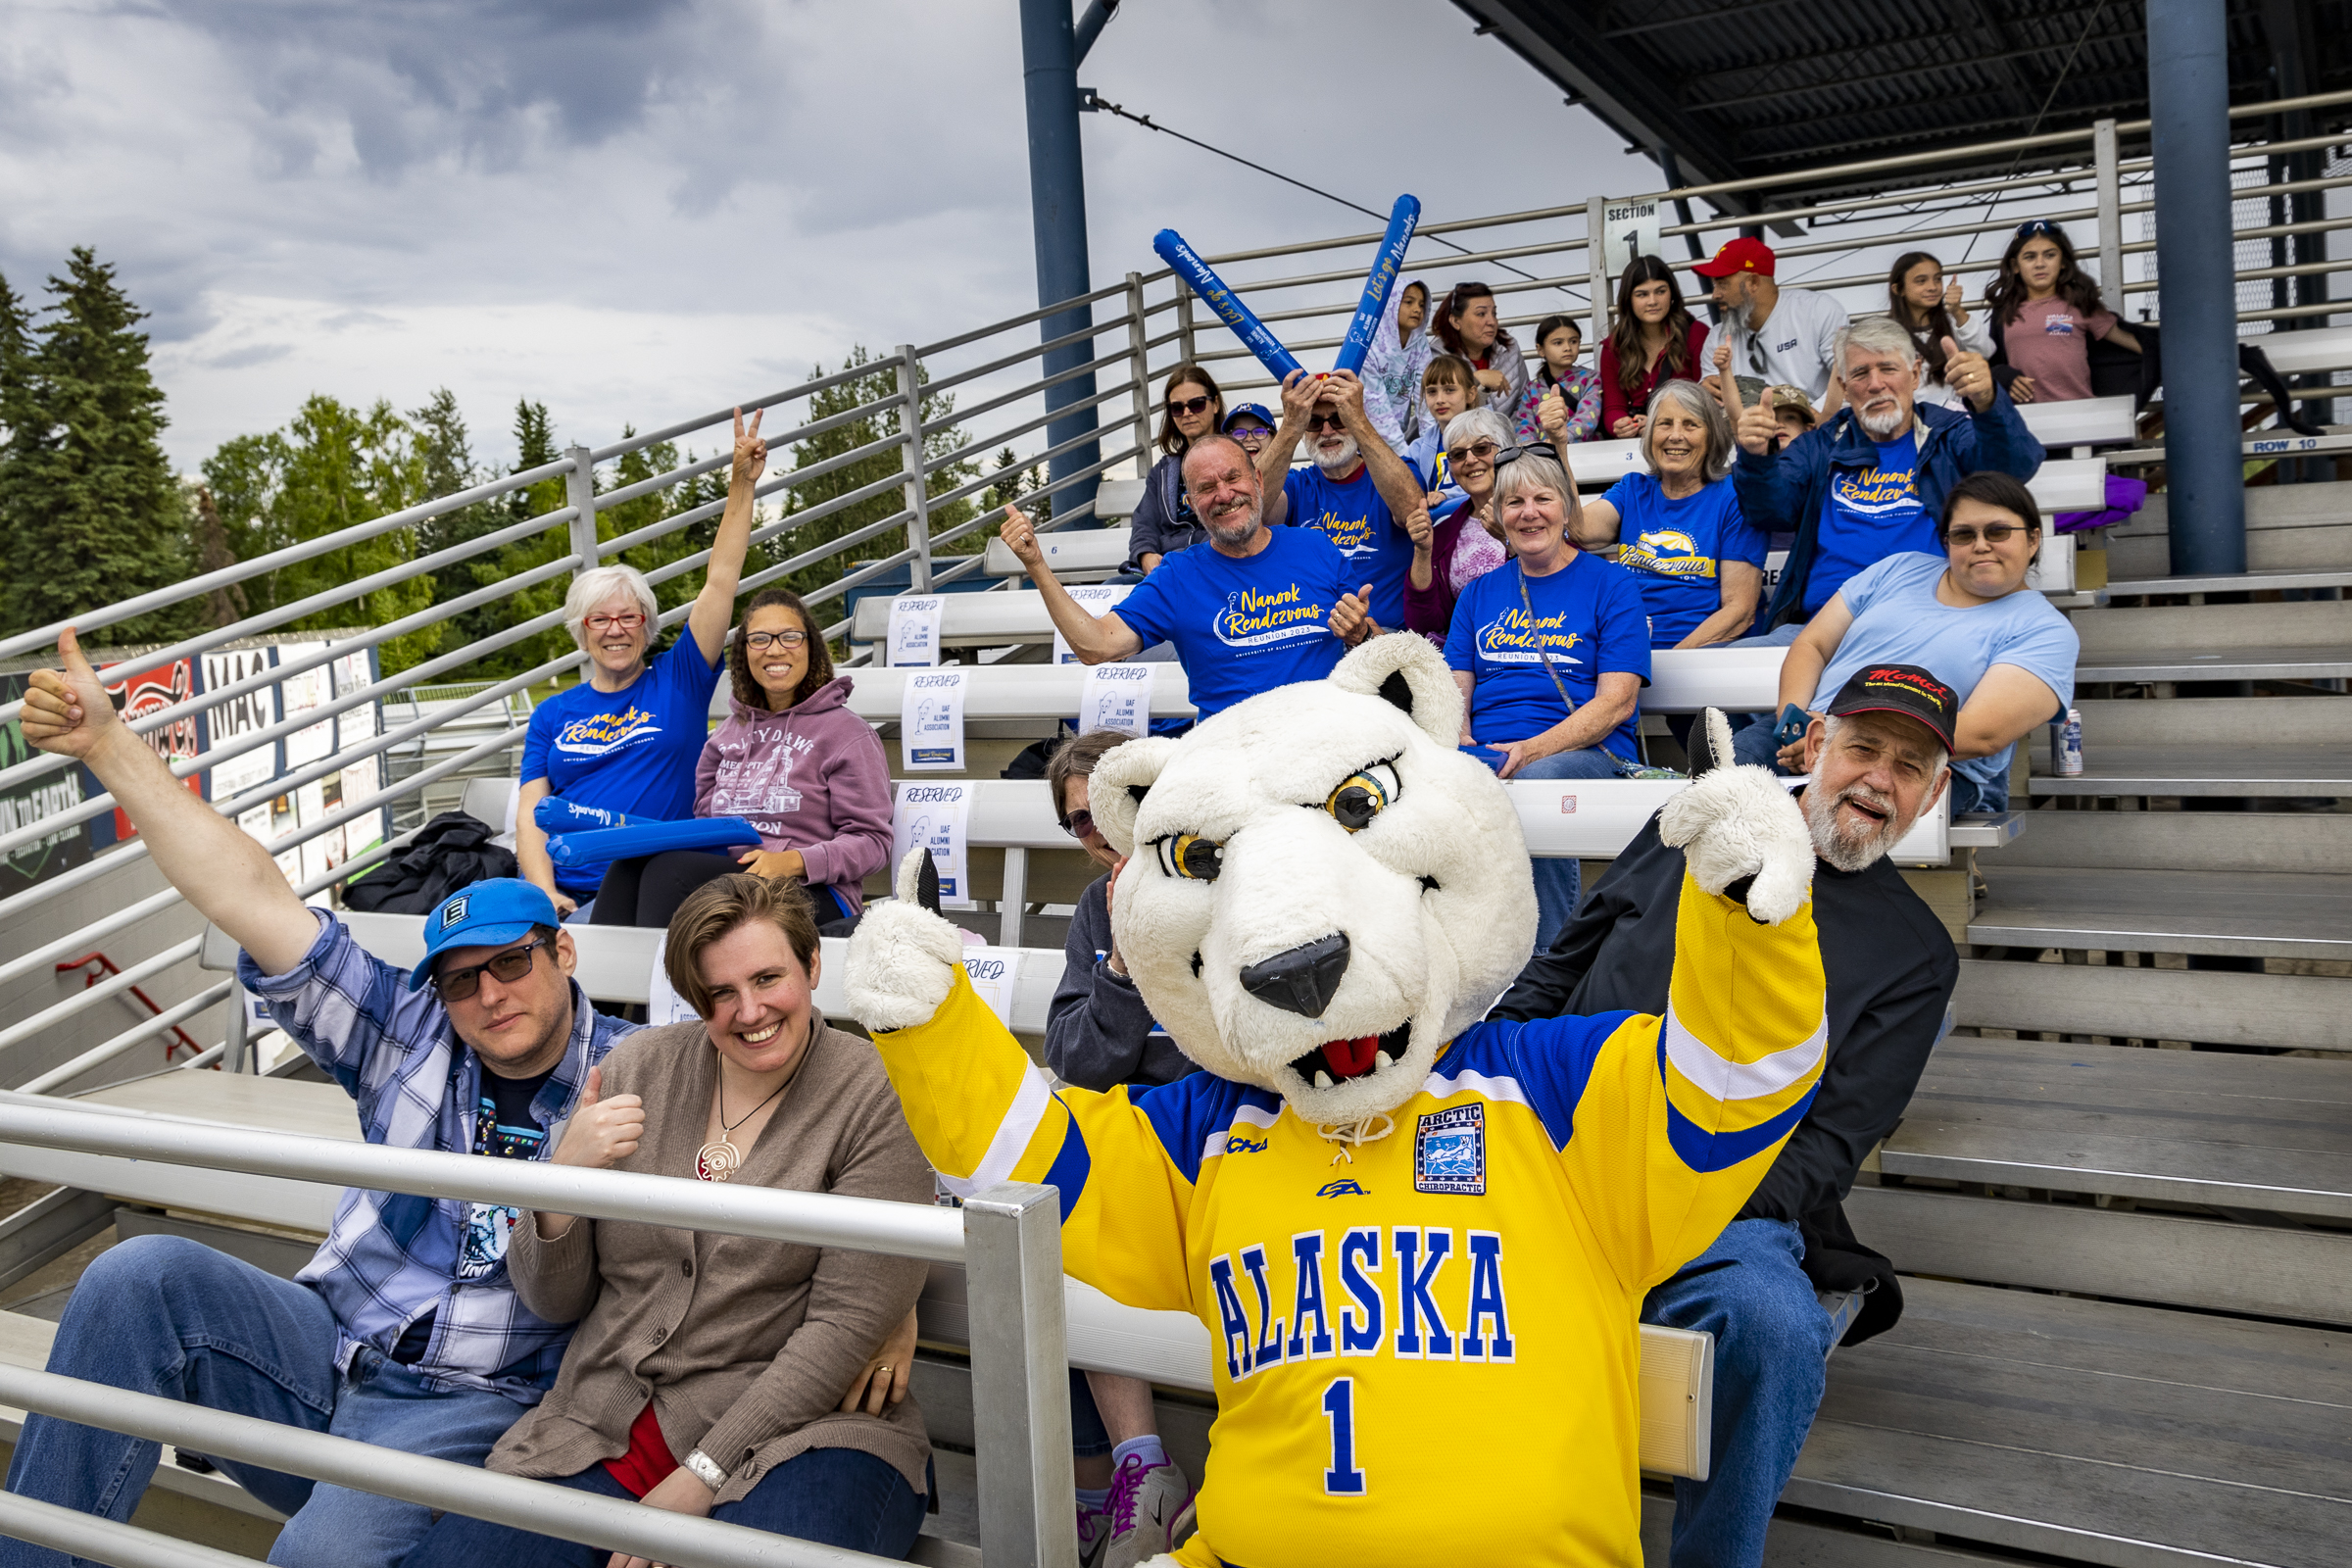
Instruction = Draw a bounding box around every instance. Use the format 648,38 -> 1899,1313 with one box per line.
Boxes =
1239,933 -> 1351,1019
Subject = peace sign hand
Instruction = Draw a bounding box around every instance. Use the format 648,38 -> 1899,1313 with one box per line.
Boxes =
730,406 -> 768,487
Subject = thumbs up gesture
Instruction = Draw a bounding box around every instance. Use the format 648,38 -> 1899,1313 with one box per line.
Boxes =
1725,361 -> 1779,457
1941,335 -> 1995,412
550,1064 -> 645,1172
22,628 -> 118,759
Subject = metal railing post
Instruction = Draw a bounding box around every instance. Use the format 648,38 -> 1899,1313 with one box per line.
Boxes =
895,347 -> 935,593
1586,198 -> 1611,353
1176,288 -> 1196,364
563,446 -> 600,572
1125,271 -> 1153,479
964,1181 -> 1079,1568
2094,118 -> 2125,301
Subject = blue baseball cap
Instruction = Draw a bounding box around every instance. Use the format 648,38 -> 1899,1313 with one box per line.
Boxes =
409,877 -> 560,991
1222,403 -> 1275,432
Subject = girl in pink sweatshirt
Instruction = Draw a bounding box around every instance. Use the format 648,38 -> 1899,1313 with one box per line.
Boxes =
593,589 -> 892,932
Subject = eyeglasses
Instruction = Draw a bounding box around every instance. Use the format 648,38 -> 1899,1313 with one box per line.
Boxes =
584,612 -> 647,632
1943,523 -> 2029,547
1058,808 -> 1097,840
436,935 -> 549,1002
1307,412 -> 1348,432
1229,425 -> 1271,443
744,629 -> 808,651
1166,395 -> 1214,416
1447,439 -> 1501,463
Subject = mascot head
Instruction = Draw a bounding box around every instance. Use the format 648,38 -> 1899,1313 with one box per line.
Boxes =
1090,634 -> 1536,1125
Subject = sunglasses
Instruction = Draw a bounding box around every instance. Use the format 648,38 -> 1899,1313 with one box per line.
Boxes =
744,629 -> 808,651
1489,443 -> 1549,469
1058,808 -> 1097,840
1307,412 -> 1348,432
1166,395 -> 1214,416
1447,439 -> 1501,463
1943,523 -> 2031,547
436,935 -> 549,1003
1746,335 -> 1768,374
2015,220 -> 2058,238
1229,425 -> 1271,442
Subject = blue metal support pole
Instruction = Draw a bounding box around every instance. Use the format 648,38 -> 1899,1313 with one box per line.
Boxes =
2147,0 -> 2247,575
1019,0 -> 1102,522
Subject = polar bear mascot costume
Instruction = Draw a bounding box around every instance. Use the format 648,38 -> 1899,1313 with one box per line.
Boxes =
845,634 -> 1827,1567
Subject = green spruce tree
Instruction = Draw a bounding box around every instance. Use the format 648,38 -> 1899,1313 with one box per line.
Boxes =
0,249 -> 191,644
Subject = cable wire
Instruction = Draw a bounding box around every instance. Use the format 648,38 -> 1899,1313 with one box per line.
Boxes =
1084,92 -> 1582,300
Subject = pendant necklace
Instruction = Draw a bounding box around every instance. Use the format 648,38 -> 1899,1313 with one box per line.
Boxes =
695,1024 -> 808,1182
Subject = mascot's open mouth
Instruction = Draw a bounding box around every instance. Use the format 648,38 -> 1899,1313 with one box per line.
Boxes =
1289,1022 -> 1412,1087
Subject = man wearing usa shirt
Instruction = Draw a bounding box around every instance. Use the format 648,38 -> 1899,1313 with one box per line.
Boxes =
1255,367 -> 1431,634
1002,434 -> 1375,722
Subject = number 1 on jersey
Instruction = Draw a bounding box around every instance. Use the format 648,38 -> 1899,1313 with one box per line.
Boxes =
1322,1376 -> 1366,1495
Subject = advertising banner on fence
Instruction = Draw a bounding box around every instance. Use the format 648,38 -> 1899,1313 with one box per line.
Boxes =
98,657 -> 202,843
0,672 -> 93,899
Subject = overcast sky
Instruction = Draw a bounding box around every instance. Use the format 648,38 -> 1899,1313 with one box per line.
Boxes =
2,0 -> 1660,473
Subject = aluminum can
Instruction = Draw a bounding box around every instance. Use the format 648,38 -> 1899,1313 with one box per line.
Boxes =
2050,708 -> 2083,776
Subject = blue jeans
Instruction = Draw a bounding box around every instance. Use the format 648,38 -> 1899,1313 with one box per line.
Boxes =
0,1235 -> 530,1568
1642,1219 -> 1835,1568
403,1447 -> 926,1564
1731,721 -> 1791,775
1472,745 -> 1625,950
1730,622 -> 1805,648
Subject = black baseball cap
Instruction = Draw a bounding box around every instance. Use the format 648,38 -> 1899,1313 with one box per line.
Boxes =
1825,664 -> 1959,753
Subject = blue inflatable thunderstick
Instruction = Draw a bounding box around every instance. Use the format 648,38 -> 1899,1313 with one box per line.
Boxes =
1332,194 -> 1421,377
1152,228 -> 1303,383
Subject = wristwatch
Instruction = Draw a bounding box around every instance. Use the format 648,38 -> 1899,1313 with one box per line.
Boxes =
683,1448 -> 727,1491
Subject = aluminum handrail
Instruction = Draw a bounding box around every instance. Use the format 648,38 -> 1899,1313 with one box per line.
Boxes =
0,1098 -> 1077,1566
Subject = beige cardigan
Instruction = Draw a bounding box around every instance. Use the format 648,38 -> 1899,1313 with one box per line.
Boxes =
487,1017 -> 934,1501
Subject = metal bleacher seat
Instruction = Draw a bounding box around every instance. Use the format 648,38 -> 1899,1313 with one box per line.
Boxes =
67,911 -> 1721,1485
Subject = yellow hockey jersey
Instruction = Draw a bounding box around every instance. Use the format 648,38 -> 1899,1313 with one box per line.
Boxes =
874,871 -> 1826,1567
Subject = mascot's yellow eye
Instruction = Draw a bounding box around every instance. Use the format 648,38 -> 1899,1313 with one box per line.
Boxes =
1323,761 -> 1401,832
1155,833 -> 1224,881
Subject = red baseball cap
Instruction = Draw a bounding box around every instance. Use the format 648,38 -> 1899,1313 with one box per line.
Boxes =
1692,237 -> 1777,278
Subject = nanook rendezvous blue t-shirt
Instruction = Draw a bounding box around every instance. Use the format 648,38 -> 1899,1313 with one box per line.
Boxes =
1114,525 -> 1353,721
520,636 -> 724,896
1808,428 -> 1936,613
1443,551 -> 1653,761
1602,472 -> 1767,647
1283,463 -> 1411,632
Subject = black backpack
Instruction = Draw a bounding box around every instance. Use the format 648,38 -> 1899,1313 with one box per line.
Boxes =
343,811 -> 520,913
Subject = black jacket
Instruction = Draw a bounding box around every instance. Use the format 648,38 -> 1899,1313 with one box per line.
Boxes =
1492,810 -> 1956,1345
1045,874 -> 1198,1092
343,811 -> 518,914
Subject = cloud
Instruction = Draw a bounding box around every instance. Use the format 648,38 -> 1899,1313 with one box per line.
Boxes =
1,0 -> 1657,472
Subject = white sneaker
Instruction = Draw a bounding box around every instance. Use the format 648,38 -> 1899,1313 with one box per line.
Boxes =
1101,1453 -> 1192,1568
1077,1497 -> 1114,1567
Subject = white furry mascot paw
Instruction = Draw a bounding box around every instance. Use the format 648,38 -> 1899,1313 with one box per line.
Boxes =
841,848 -> 966,1033
1656,709 -> 1815,925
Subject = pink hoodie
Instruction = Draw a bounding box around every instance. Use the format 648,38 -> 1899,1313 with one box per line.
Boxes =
695,676 -> 893,916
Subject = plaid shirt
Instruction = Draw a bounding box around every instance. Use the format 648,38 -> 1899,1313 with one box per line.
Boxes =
239,910 -> 638,1400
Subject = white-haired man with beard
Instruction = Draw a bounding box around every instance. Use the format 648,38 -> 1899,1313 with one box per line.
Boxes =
1493,664 -> 1962,1568
1732,314 -> 2041,646
1003,432 -> 1376,722
1256,365 -> 1433,634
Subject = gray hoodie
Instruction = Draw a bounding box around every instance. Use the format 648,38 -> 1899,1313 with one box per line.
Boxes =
1045,874 -> 1196,1092
695,676 -> 893,916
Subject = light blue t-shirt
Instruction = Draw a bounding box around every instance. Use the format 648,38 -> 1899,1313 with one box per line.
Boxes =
1808,429 -> 1937,613
1813,552 -> 2080,792
1113,524 -> 1353,721
520,636 -> 723,896
1601,472 -> 1768,647
1283,463 -> 1410,631
1442,551 -> 1653,761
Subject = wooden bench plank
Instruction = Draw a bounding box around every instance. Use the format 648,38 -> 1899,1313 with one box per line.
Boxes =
1883,1037 -> 2352,1216
1969,865 -> 2352,960
1953,958 -> 2351,1054
1845,1185 -> 2352,1325
1792,1278 -> 2352,1568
